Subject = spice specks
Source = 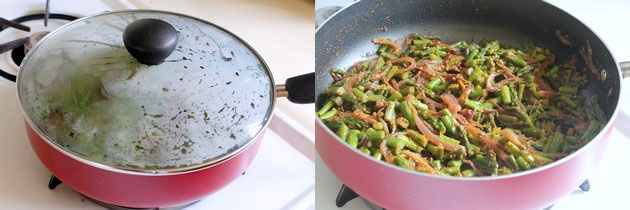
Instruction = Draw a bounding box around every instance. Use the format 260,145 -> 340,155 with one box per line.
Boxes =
229,133 -> 236,140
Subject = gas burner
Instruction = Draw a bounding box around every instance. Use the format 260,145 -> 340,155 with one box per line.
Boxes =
84,196 -> 198,210
335,180 -> 591,209
0,13 -> 77,82
335,185 -> 381,209
48,176 -> 199,210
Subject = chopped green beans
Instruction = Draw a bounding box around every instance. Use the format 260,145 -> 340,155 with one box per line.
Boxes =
347,130 -> 360,148
500,86 -> 512,104
464,100 -> 484,111
319,35 -> 606,177
319,108 -> 336,120
427,77 -> 442,90
337,123 -> 349,141
366,128 -> 385,141
407,130 -> 428,147
388,91 -> 403,101
385,101 -> 396,122
466,48 -> 479,66
398,102 -> 415,128
559,86 -> 578,94
412,99 -> 429,111
317,101 -> 334,116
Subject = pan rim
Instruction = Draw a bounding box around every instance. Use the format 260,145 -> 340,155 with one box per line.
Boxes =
315,0 -> 623,181
16,9 -> 277,176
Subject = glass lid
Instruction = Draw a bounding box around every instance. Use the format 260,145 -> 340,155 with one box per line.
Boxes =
17,10 -> 274,173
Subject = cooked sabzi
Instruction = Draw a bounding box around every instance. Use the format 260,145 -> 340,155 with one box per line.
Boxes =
317,35 -> 605,176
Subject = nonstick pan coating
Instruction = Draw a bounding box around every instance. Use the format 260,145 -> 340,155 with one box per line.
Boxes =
316,0 -> 620,119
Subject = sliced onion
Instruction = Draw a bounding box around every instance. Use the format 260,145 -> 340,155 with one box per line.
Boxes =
457,78 -> 472,104
401,35 -> 414,51
403,150 -> 436,174
342,73 -> 360,95
363,83 -> 379,90
380,139 -> 395,163
352,109 -> 379,124
441,93 -> 461,114
485,72 -> 497,91
391,57 -> 416,74
462,159 -> 482,176
416,60 -> 446,79
537,91 -> 555,98
460,108 -> 475,121
465,125 -> 513,168
486,78 -> 514,93
496,60 -> 518,80
535,61 -> 549,74
496,129 -> 527,150
465,125 -> 499,152
419,90 -> 445,110
437,42 -> 461,55
408,96 -> 464,152
534,77 -> 553,92
546,111 -> 583,122
373,38 -> 400,53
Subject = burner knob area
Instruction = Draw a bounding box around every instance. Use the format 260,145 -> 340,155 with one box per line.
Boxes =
123,18 -> 178,65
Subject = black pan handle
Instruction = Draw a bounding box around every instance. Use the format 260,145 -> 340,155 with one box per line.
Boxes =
277,72 -> 315,104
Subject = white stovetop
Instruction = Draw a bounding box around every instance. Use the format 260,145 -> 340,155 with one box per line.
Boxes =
315,0 -> 630,209
0,0 -> 315,209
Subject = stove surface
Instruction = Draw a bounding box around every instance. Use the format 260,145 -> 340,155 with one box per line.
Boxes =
315,0 -> 630,209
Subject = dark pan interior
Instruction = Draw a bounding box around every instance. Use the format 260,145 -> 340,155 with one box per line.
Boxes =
316,0 -> 619,120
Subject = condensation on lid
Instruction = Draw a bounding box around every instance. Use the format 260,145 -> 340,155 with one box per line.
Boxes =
17,11 -> 274,171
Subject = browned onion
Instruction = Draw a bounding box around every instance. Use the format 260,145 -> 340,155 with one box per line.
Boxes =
403,150 -> 436,174
342,73 -> 361,95
373,38 -> 400,53
534,77 -> 554,93
464,125 -> 513,168
380,139 -> 395,163
537,91 -> 555,98
408,95 -> 464,152
391,57 -> 416,74
441,93 -> 461,114
496,60 -> 518,80
437,42 -> 461,55
457,78 -> 472,104
486,78 -> 515,93
496,129 -> 527,150
419,90 -> 446,110
485,72 -> 497,91
352,109 -> 379,124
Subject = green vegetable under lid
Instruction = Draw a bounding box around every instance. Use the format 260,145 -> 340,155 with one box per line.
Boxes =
17,11 -> 274,172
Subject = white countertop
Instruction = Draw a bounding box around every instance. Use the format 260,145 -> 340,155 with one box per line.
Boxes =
314,0 -> 630,209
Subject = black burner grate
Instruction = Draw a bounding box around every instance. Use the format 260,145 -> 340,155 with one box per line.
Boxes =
48,175 -> 198,210
0,13 -> 78,82
335,180 -> 590,209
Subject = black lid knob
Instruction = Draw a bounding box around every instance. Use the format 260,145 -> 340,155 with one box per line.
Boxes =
123,18 -> 178,65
